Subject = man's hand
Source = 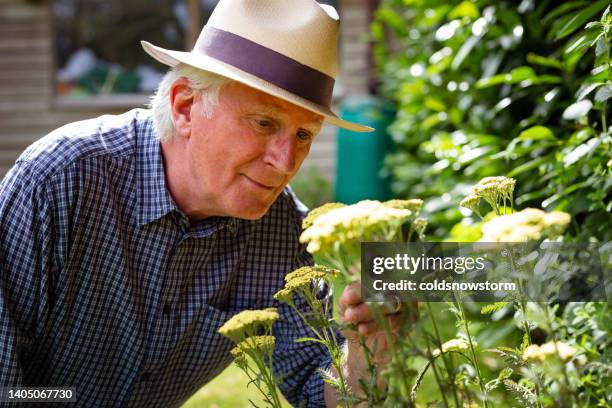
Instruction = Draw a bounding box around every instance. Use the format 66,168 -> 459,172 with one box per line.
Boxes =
338,282 -> 403,366
323,282 -> 415,406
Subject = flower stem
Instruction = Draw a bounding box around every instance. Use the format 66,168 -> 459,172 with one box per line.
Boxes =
453,295 -> 488,408
426,302 -> 461,407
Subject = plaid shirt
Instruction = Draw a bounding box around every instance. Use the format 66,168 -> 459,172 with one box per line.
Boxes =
0,109 -> 339,407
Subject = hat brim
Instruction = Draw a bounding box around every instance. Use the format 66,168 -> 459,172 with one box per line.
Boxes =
141,41 -> 373,133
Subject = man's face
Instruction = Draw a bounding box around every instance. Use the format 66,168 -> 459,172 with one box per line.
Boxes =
175,81 -> 323,220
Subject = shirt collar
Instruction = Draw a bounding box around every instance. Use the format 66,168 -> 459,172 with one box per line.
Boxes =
134,112 -> 240,235
135,112 -> 177,226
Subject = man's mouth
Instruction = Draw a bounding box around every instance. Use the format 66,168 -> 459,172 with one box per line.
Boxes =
243,175 -> 277,191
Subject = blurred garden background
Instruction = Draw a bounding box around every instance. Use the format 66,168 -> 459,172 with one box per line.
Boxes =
0,0 -> 609,406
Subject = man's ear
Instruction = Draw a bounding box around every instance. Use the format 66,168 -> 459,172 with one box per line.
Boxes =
170,78 -> 194,139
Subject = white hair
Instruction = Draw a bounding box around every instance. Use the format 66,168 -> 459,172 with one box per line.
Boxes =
149,64 -> 231,141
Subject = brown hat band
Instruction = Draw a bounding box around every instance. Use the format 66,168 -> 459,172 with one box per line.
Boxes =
195,26 -> 335,107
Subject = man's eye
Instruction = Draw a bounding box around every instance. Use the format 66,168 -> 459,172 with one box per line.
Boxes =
249,117 -> 278,133
258,119 -> 273,128
297,129 -> 313,143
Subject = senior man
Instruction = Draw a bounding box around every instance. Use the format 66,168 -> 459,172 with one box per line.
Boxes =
0,0 -> 404,406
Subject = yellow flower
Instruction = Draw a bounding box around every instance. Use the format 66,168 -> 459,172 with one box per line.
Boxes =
410,217 -> 428,239
275,266 -> 340,305
471,176 -> 516,208
302,202 -> 346,229
384,198 -> 424,213
219,308 -> 279,343
235,335 -> 276,355
284,275 -> 315,291
523,341 -> 577,362
480,208 -> 570,242
285,265 -> 339,284
460,193 -> 481,213
432,338 -> 470,356
230,344 -> 247,366
273,287 -> 294,304
300,200 -> 414,254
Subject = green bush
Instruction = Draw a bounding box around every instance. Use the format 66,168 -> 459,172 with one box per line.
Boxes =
372,0 -> 611,240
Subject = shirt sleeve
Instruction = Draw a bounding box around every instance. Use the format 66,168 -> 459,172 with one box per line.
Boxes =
0,163 -> 55,386
271,193 -> 345,407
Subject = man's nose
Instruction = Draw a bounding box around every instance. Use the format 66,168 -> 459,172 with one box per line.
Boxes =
265,134 -> 297,174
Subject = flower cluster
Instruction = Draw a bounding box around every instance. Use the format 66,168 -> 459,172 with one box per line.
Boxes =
432,338 -> 470,357
474,176 -> 515,205
218,308 -> 279,343
410,217 -> 429,240
274,265 -> 339,305
459,194 -> 481,214
285,264 -> 339,283
523,341 -> 578,362
480,208 -> 571,242
383,198 -> 424,212
231,335 -> 276,356
461,176 -> 516,216
300,200 -> 415,254
274,265 -> 340,305
302,202 -> 346,229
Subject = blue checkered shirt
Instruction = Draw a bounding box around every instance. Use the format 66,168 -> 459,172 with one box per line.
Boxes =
0,109 -> 340,407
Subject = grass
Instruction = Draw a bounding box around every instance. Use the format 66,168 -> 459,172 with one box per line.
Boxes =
181,362 -> 291,408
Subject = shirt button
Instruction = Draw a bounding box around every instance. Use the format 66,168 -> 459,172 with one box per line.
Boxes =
163,303 -> 172,314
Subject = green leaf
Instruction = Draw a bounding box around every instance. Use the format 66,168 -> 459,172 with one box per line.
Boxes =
595,36 -> 608,56
576,82 -> 604,100
507,156 -> 548,177
543,1 -> 590,25
424,97 -> 446,112
475,66 -> 536,89
481,302 -> 508,314
421,113 -> 443,130
485,379 -> 501,392
452,35 -> 480,70
375,7 -> 407,36
565,34 -> 589,55
563,138 -> 602,166
562,100 -> 593,120
410,360 -> 433,402
564,181 -> 589,195
503,379 -> 537,405
591,63 -> 608,76
594,85 -> 612,103
533,75 -> 563,85
499,367 -> 514,380
517,125 -> 556,142
555,0 -> 610,40
526,53 -> 564,70
509,66 -> 537,82
448,1 -> 479,19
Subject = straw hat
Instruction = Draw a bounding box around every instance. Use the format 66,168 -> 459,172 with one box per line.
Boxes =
141,0 -> 373,132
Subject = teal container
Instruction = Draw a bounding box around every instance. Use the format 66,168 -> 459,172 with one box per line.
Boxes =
335,96 -> 394,204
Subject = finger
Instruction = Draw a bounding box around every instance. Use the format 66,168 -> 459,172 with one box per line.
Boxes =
357,320 -> 379,335
342,303 -> 372,324
338,282 -> 362,309
357,314 -> 405,336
